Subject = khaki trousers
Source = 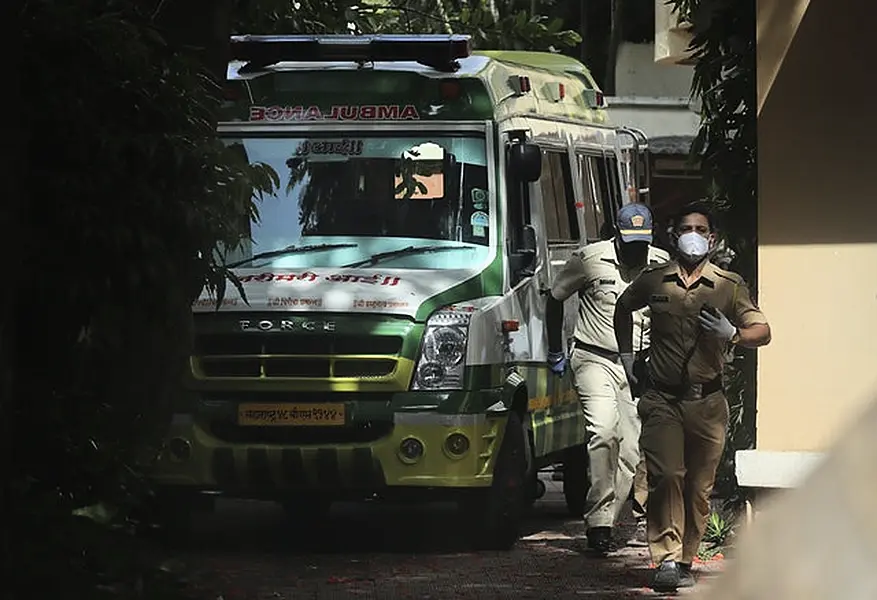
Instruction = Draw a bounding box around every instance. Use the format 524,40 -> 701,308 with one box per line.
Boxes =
570,348 -> 641,529
638,388 -> 729,565
632,456 -> 649,520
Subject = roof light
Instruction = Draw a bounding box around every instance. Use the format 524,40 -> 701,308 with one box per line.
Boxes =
583,89 -> 607,109
508,75 -> 531,95
230,34 -> 472,73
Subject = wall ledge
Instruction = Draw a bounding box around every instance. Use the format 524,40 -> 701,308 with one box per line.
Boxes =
735,449 -> 826,489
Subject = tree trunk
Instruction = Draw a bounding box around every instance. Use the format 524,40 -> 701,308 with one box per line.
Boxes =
579,0 -> 588,65
604,0 -> 623,95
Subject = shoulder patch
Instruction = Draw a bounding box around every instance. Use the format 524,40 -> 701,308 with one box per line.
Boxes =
642,261 -> 672,275
649,247 -> 671,263
578,239 -> 613,262
713,267 -> 745,285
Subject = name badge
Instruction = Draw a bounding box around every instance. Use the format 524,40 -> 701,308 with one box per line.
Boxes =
599,278 -> 616,285
650,294 -> 670,303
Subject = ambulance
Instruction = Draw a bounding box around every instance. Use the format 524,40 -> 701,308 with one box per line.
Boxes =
149,34 -> 651,549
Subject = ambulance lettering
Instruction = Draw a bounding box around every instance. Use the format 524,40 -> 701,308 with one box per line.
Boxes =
249,104 -> 420,122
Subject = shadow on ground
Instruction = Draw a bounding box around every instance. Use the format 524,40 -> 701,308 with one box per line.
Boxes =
170,485 -> 723,599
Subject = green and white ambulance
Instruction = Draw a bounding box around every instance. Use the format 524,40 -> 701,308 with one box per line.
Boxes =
150,34 -> 651,549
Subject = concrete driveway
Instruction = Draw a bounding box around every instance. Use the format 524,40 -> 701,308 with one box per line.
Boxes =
172,475 -> 726,599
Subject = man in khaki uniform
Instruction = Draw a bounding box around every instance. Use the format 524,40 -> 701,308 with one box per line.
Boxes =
614,201 -> 772,592
547,203 -> 669,554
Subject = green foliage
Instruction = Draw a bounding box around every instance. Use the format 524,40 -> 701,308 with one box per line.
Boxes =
7,1 -> 277,597
697,509 -> 736,559
234,0 -> 582,52
668,0 -> 757,278
6,1 -> 585,597
665,0 -> 758,509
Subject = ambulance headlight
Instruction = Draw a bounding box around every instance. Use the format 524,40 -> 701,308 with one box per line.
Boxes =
412,310 -> 471,391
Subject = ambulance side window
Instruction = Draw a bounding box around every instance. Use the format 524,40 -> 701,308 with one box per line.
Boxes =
592,155 -> 620,239
577,154 -> 603,242
540,150 -> 580,245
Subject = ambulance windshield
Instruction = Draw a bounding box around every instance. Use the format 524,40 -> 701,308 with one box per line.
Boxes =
220,132 -> 492,270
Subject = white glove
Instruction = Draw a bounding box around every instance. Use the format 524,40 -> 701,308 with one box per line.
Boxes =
620,352 -> 638,388
698,306 -> 737,342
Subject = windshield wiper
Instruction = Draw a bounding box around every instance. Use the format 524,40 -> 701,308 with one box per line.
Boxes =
226,243 -> 357,268
342,245 -> 473,268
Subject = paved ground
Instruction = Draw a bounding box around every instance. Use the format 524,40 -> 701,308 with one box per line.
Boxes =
173,476 -> 726,600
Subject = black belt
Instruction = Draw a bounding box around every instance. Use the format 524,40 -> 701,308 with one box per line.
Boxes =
651,376 -> 723,400
573,338 -> 620,363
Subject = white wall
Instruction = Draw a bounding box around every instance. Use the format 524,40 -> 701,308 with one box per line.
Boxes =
616,42 -> 694,98
604,97 -> 700,140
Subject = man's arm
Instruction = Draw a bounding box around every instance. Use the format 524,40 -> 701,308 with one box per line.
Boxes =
731,282 -> 772,348
614,275 -> 651,355
547,255 -> 588,354
735,323 -> 771,348
546,297 -> 565,354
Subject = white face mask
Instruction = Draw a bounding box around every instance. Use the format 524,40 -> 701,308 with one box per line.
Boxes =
677,231 -> 710,263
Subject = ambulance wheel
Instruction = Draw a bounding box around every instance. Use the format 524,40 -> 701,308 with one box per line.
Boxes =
524,431 -> 541,510
462,411 -> 532,550
562,444 -> 590,517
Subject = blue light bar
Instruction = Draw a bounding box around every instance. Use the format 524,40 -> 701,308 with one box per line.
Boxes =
230,34 -> 472,72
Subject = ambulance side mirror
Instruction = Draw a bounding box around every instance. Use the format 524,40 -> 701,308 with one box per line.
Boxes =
510,224 -> 537,278
509,142 -> 542,182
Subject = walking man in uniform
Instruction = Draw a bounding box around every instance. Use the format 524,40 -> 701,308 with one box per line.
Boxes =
613,201 -> 772,592
546,203 -> 669,554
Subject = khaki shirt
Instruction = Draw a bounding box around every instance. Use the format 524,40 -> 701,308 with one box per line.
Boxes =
551,239 -> 670,353
618,260 -> 769,386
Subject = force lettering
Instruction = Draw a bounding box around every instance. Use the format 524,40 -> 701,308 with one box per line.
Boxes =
249,104 -> 420,122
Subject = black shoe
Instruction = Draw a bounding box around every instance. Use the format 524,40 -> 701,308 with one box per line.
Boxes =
586,526 -> 613,555
678,562 -> 695,588
652,560 -> 680,593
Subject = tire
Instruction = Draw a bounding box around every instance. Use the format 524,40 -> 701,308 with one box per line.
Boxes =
461,411 -> 532,550
562,444 -> 590,518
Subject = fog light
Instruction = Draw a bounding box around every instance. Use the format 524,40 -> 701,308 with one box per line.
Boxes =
398,437 -> 425,462
444,432 -> 470,456
416,362 -> 445,388
168,437 -> 191,462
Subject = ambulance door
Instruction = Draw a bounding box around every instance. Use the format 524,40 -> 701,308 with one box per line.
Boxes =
540,142 -> 584,284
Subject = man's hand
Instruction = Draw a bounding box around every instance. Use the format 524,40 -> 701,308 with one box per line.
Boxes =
698,306 -> 737,342
620,352 -> 638,388
547,351 -> 567,376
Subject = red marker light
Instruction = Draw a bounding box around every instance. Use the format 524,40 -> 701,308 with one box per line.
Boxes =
511,75 -> 531,95
501,320 -> 520,333
439,80 -> 462,100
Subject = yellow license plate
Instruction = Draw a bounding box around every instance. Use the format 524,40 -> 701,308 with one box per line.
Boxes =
237,403 -> 346,426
